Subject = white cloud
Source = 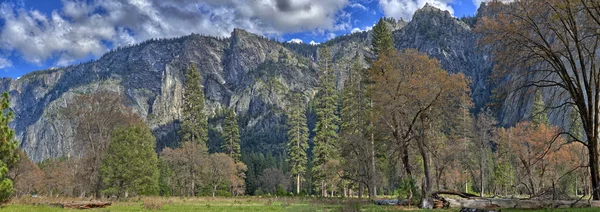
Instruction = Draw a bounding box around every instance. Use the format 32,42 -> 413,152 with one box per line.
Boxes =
349,3 -> 368,10
288,38 -> 303,43
351,25 -> 373,33
327,32 -> 337,40
0,0 -> 351,66
0,57 -> 12,69
378,0 -> 454,21
309,40 -> 320,45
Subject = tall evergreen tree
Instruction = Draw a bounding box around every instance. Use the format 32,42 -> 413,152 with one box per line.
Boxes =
0,92 -> 18,204
570,107 -> 583,142
372,18 -> 395,57
222,108 -> 241,162
100,122 -> 159,198
286,93 -> 309,195
312,46 -> 340,196
340,57 -> 376,198
531,90 -> 549,126
180,64 -> 208,146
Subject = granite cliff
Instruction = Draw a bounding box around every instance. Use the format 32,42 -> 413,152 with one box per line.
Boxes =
1,5 -> 505,162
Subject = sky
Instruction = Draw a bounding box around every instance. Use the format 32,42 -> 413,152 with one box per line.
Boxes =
0,0 -> 490,79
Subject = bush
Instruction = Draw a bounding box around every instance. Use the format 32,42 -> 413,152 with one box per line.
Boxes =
143,199 -> 163,210
216,190 -> 232,197
276,184 -> 287,197
396,178 -> 419,200
254,188 -> 264,196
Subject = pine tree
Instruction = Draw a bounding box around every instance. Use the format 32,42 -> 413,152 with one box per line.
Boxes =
0,92 -> 18,204
531,90 -> 549,126
100,122 -> 159,198
570,107 -> 583,141
312,46 -> 340,196
222,108 -> 241,162
286,93 -> 309,195
372,18 -> 395,57
340,57 -> 375,198
180,64 -> 208,146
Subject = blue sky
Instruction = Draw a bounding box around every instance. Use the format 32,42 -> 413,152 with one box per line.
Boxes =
0,0 -> 485,79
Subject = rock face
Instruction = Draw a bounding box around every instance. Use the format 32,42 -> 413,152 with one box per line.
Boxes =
1,5 -> 502,162
394,4 -> 493,110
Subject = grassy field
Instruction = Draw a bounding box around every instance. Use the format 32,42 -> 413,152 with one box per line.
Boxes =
2,196 -> 599,211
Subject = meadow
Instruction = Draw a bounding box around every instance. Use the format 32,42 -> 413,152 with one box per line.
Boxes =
2,196 -> 600,212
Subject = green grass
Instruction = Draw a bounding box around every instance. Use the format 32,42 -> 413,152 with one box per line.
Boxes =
2,197 -> 600,212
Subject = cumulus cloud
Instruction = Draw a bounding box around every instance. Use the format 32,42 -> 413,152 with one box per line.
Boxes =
378,0 -> 454,21
309,40 -> 320,45
0,57 -> 12,69
0,0 -> 350,66
351,25 -> 373,33
288,38 -> 303,43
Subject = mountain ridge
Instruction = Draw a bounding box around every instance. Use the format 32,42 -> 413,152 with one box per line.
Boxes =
1,5 -> 499,162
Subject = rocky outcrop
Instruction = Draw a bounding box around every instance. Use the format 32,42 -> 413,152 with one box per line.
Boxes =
394,4 -> 493,110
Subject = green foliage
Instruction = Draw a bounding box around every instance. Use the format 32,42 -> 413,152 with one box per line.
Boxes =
492,160 -> 514,195
242,152 -> 287,195
372,18 -> 395,57
286,93 -> 309,194
569,107 -> 583,141
531,90 -> 549,126
180,64 -> 208,146
158,159 -> 172,197
312,46 -> 340,192
101,123 -> 159,198
0,92 -> 19,204
396,178 -> 419,200
276,184 -> 287,197
221,108 -> 241,162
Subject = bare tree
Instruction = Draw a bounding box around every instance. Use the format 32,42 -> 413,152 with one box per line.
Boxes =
160,142 -> 207,196
478,0 -> 600,199
61,91 -> 140,197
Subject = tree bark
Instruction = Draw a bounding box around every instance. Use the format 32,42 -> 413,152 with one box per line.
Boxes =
370,132 -> 377,199
296,174 -> 301,195
588,136 -> 600,200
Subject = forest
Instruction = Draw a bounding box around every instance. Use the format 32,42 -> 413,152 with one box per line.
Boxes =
1,0 -> 600,211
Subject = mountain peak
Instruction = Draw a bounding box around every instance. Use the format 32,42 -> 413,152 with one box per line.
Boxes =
413,4 -> 451,19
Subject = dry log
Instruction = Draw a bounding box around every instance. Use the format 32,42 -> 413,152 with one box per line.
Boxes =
59,201 -> 112,209
432,190 -> 479,199
440,197 -> 600,210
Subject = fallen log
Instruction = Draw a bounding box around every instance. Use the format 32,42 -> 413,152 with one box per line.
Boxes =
440,197 -> 600,210
432,190 -> 479,199
58,201 -> 112,209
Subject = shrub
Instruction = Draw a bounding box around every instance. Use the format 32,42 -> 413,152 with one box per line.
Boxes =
143,199 -> 163,210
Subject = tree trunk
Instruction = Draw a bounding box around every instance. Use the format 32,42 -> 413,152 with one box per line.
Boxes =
370,132 -> 377,198
358,183 -> 363,199
588,137 -> 600,200
213,184 -> 217,197
296,174 -> 301,195
418,117 -> 432,208
402,146 -> 412,178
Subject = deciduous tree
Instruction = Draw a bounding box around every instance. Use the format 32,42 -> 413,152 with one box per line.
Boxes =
478,0 -> 600,199
61,91 -> 139,197
160,142 -> 206,196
